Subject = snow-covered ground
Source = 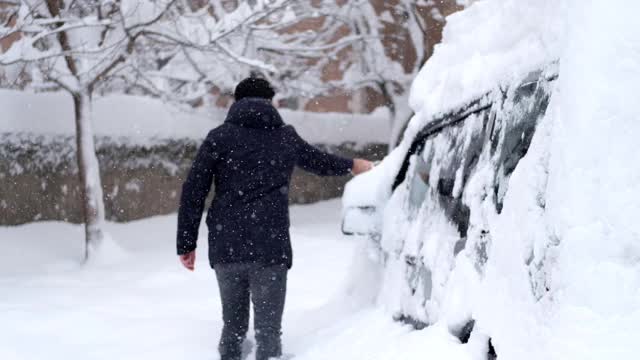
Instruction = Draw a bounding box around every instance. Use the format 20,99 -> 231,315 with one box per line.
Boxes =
0,200 -> 469,360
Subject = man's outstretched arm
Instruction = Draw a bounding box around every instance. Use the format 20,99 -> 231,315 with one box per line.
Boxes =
295,135 -> 372,176
176,132 -> 218,265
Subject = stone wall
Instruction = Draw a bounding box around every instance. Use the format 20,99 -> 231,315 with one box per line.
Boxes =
0,133 -> 386,225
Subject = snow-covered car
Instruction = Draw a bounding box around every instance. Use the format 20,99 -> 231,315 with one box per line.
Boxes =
342,65 -> 557,350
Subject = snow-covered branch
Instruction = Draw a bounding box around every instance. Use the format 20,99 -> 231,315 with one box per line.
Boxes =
215,42 -> 277,74
258,35 -> 371,54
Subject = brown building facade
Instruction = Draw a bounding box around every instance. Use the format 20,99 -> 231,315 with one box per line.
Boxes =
301,0 -> 464,113
172,0 -> 465,114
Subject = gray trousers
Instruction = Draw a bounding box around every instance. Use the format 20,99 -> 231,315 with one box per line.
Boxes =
214,263 -> 287,360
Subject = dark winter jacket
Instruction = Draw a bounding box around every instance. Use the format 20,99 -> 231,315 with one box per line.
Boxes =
176,97 -> 353,269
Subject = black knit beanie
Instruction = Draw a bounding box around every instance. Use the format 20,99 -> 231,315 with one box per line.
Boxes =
234,77 -> 275,101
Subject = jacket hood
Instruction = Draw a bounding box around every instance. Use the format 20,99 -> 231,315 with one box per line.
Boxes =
225,97 -> 284,130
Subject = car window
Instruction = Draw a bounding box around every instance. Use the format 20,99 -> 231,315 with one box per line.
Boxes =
405,108 -> 490,238
407,155 -> 429,210
492,73 -> 552,212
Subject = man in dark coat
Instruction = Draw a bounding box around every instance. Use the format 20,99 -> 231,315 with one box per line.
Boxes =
176,77 -> 373,360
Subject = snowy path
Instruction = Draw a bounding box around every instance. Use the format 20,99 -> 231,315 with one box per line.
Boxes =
0,200 -> 463,360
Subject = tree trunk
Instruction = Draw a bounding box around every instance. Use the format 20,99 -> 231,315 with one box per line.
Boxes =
73,91 -> 106,262
379,82 -> 412,149
388,94 -> 413,149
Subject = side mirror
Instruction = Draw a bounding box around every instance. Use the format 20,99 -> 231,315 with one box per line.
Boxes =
342,206 -> 378,236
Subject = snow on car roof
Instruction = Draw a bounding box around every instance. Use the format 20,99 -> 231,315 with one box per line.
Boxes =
409,0 -> 563,121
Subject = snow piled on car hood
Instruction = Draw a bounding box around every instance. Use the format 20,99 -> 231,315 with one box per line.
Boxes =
409,0 -> 563,118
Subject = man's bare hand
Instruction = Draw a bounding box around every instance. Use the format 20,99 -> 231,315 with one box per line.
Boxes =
352,158 -> 374,175
179,251 -> 196,271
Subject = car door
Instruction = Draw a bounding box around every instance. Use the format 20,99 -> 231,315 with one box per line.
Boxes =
380,68 -> 556,329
